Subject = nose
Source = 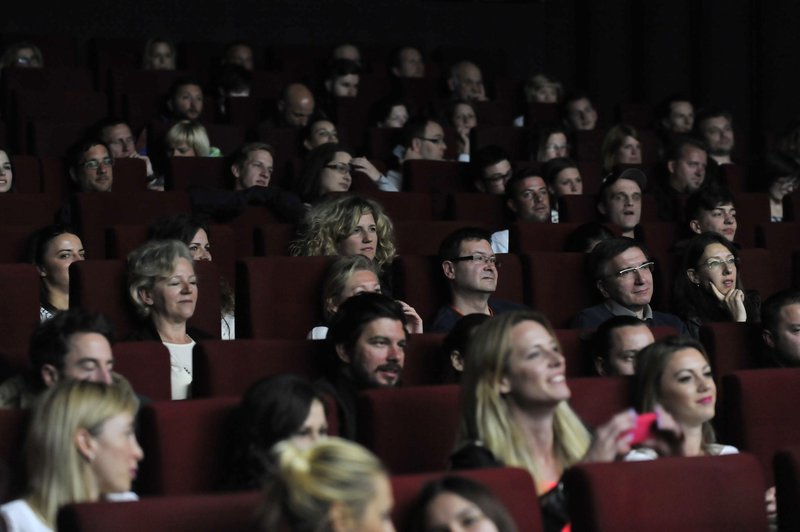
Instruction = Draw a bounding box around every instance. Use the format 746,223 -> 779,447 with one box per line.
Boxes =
721,262 -> 732,274
98,366 -> 113,385
546,348 -> 565,366
387,344 -> 403,362
180,281 -> 193,293
697,376 -> 711,393
198,249 -> 211,261
132,437 -> 145,461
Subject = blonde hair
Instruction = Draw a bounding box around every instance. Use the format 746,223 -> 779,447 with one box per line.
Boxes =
601,124 -> 639,173
127,239 -> 195,317
25,380 -> 138,527
458,311 -> 591,493
321,255 -> 381,321
523,73 -> 563,103
290,194 -> 397,269
165,120 -> 211,157
260,437 -> 386,532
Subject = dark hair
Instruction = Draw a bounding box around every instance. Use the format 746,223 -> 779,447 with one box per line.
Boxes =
473,145 -> 510,175
327,292 -> 407,359
408,476 -> 518,532
402,117 -> 439,149
532,124 -> 571,162
694,107 -> 733,132
684,185 -> 736,224
148,213 -> 210,244
587,237 -> 650,282
564,222 -> 614,253
224,374 -> 326,490
390,45 -> 422,71
29,308 -> 114,387
68,138 -> 112,171
542,157 -> 579,189
671,232 -> 743,323
438,227 -> 493,262
369,97 -> 411,127
656,93 -> 693,126
326,58 -> 361,84
666,135 -> 709,163
294,143 -> 354,203
27,224 -> 83,309
93,117 -> 130,140
441,314 -> 490,381
591,315 -> 648,374
301,112 -> 334,144
214,63 -> 252,94
762,151 -> 800,189
444,100 -> 477,129
762,289 -> 800,336
504,165 -> 545,203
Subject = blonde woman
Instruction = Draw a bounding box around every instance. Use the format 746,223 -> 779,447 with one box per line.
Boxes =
452,311 -> 639,532
259,437 -> 395,532
164,120 -> 220,158
0,380 -> 142,531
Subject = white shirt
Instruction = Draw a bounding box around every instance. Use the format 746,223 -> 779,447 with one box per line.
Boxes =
1,500 -> 51,532
307,326 -> 329,340
163,340 -> 196,400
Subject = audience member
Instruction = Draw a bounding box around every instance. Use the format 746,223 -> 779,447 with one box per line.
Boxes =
273,83 -> 316,128
562,92 -> 599,131
323,58 -> 361,99
259,438 -> 393,531
572,238 -> 688,333
596,167 -> 645,238
524,73 -> 563,104
142,38 -> 176,70
126,239 -> 212,400
543,157 -> 583,197
564,222 -> 614,253
445,100 -> 478,156
409,475 -> 518,532
658,94 -> 694,135
68,140 -> 115,193
440,313 -> 490,382
534,124 -> 571,162
164,120 -> 218,157
0,308 -> 118,409
432,227 -> 526,332
451,311 -> 641,531
448,60 -> 488,102
654,136 -> 710,222
390,46 -> 425,78
303,116 -> 340,151
331,43 -> 362,66
491,167 -> 554,252
96,118 -> 159,190
294,143 -> 354,203
601,124 -> 642,172
212,63 -> 252,118
672,233 -> 760,338
777,118 -> 800,166
222,41 -> 254,70
590,315 -> 654,376
223,374 -> 328,490
684,185 -> 737,242
0,380 -> 142,530
27,224 -> 85,322
148,213 -> 236,340
371,97 -> 410,128
165,77 -> 204,121
0,148 -> 14,192
762,151 -> 800,222
472,145 -> 512,194
761,289 -> 800,367
1,41 -> 43,69
694,108 -> 735,165
319,293 -> 408,439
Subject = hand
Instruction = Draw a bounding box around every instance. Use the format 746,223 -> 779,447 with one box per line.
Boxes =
582,409 -> 637,463
456,127 -> 470,155
396,300 -> 423,334
130,152 -> 155,178
350,157 -> 381,182
709,283 -> 747,322
633,404 -> 684,457
765,486 -> 776,521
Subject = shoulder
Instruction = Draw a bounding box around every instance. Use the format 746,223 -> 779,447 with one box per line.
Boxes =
0,499 -> 51,532
651,311 -> 688,333
489,299 -> 528,313
450,441 -> 504,470
571,304 -> 611,328
0,375 -> 39,410
428,306 -> 459,333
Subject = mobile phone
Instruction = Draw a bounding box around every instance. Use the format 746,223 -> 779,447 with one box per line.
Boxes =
628,412 -> 658,445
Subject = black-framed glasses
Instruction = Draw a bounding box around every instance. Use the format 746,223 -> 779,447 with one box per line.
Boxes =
417,136 -> 445,145
701,257 -> 739,271
611,261 -> 654,279
82,157 -> 114,170
449,254 -> 500,267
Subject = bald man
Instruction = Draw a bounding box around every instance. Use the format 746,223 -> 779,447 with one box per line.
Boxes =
276,83 -> 316,127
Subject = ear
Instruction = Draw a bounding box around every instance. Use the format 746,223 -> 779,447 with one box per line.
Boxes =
688,219 -> 702,234
496,375 -> 511,395
450,351 -> 464,372
667,159 -> 676,175
69,167 -> 77,183
686,268 -> 700,285
596,278 -> 611,299
328,501 -> 354,532
74,427 -> 98,463
335,344 -> 351,364
36,264 -> 47,278
166,98 -> 174,112
138,287 -> 154,306
277,99 -> 286,113
597,200 -> 607,216
594,357 -> 607,376
230,163 -> 241,179
763,329 -> 775,349
391,66 -> 400,77
442,260 -> 456,280
474,179 -> 486,193
506,197 -> 518,214
40,364 -> 59,387
324,79 -> 332,93
303,138 -> 313,150
410,137 -> 423,153
325,298 -> 338,318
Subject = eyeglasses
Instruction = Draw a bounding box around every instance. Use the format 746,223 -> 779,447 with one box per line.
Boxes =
449,254 -> 501,267
82,157 -> 114,170
611,261 -> 655,279
418,136 -> 445,145
701,257 -> 739,271
325,162 -> 352,175
484,170 -> 512,183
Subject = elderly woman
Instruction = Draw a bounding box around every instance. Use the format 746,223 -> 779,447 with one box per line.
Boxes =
671,232 -> 760,338
164,120 -> 220,158
601,124 -> 642,173
452,310 -> 640,532
126,239 -> 211,400
259,438 -> 394,532
0,380 -> 142,531
224,374 -> 329,490
27,224 -> 86,322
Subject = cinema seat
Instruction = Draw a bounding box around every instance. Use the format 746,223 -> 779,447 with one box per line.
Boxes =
0,408 -> 28,503
774,445 -> 800,532
113,341 -> 172,402
568,376 -> 633,428
0,264 -> 41,373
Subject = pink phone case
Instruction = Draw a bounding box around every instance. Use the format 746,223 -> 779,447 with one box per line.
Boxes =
628,412 -> 658,445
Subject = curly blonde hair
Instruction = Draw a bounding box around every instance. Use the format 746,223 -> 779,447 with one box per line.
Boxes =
290,195 -> 397,269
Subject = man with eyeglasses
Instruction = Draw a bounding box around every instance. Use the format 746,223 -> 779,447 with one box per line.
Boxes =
472,145 -> 512,195
97,118 -> 160,190
572,238 -> 688,334
430,227 -> 526,333
69,140 -> 115,193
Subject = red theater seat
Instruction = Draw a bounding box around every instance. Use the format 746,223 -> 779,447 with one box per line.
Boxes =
567,376 -> 633,428
774,445 -> 800,532
0,264 -> 41,373
523,252 -> 594,328
113,341 -> 172,402
0,408 -> 28,503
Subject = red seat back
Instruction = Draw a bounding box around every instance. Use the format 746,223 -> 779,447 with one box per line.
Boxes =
568,376 -> 633,428
0,264 -> 41,373
113,341 -> 172,402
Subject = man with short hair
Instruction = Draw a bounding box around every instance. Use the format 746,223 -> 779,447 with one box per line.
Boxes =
321,292 -> 408,439
223,41 -> 254,71
660,95 -> 695,134
0,308 -> 118,409
97,118 -> 159,189
761,289 -> 800,367
231,142 -> 274,190
490,167 -> 553,253
69,140 -> 114,193
685,185 -> 737,241
331,43 -> 362,66
656,137 -> 710,222
448,60 -> 487,102
473,145 -> 512,194
591,315 -> 655,376
276,83 -> 316,128
563,92 -> 599,131
695,108 -> 735,165
596,168 -> 645,239
572,238 -> 688,333
166,77 -> 204,121
391,46 -> 425,78
432,227 -> 526,332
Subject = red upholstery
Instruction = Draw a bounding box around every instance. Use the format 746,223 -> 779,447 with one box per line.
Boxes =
756,222 -> 800,287
0,408 -> 28,503
773,445 -> 800,532
225,96 -> 270,129
255,125 -> 305,163
616,103 -> 656,130
166,157 -> 230,191
357,384 -> 461,474
236,256 -> 333,339
718,163 -> 748,194
449,193 -> 511,227
0,225 -> 37,263
364,126 -> 405,160
57,491 -> 261,532
111,157 -> 148,193
137,397 -> 240,494
568,376 -> 632,428
192,339 -> 327,397
510,222 -> 583,253
698,322 -> 763,380
29,120 -> 95,158
523,252 -> 594,328
363,191 -> 436,221
402,159 -> 470,193
471,126 -> 531,160
565,454 -> 769,532
722,368 -> 800,484
228,206 -> 283,257
39,157 -> 69,201
252,224 -> 294,256
0,194 -> 60,226
0,264 -> 41,373
10,154 -> 41,193
391,468 -> 543,532
555,328 -> 592,377
393,220 -> 487,256
557,195 -> 599,224
402,333 -> 446,386
738,248 -> 781,302
113,341 -> 172,402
